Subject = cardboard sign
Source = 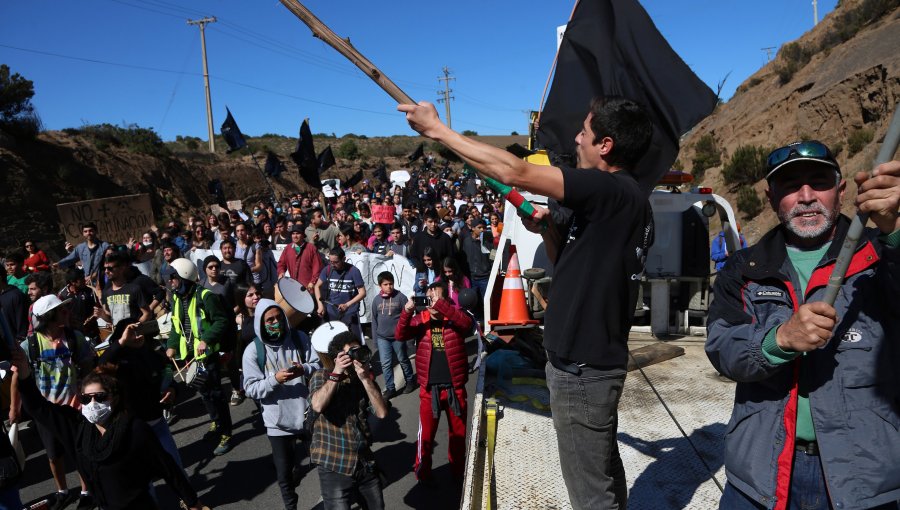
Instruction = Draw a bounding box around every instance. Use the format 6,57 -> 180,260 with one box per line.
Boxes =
371,205 -> 396,225
57,194 -> 155,246
211,204 -> 225,216
226,200 -> 243,211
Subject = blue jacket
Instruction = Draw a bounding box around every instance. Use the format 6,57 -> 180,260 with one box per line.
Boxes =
57,240 -> 110,278
711,231 -> 747,271
706,216 -> 900,509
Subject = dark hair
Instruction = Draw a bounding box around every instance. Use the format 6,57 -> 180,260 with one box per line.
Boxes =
328,246 -> 346,260
25,271 -> 52,292
390,222 -> 403,232
306,207 -> 324,222
5,252 -> 24,265
233,283 -> 259,317
64,267 -> 83,283
106,251 -> 132,266
427,280 -> 448,295
81,364 -> 124,420
441,257 -> 465,285
327,331 -> 361,359
588,97 -> 652,171
377,271 -> 394,284
219,237 -> 235,248
423,210 -> 439,222
81,222 -> 98,231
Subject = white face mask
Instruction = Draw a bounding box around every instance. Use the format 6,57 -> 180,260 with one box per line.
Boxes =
142,241 -> 153,247
81,400 -> 112,424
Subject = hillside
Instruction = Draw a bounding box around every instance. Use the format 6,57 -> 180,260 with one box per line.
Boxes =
0,127 -> 524,259
679,0 -> 900,243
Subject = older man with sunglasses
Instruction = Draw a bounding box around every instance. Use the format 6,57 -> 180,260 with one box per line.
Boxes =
706,140 -> 900,510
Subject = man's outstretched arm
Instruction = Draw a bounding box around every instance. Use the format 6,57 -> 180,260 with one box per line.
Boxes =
399,101 -> 564,202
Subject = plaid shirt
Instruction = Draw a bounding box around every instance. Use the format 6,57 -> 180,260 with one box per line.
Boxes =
308,369 -> 374,476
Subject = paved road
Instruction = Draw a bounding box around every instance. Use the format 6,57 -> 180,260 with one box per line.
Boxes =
17,339 -> 480,509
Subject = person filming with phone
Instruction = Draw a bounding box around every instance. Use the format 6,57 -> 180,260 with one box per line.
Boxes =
242,299 -> 320,510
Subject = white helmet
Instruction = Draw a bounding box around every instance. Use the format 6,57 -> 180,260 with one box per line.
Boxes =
170,258 -> 198,282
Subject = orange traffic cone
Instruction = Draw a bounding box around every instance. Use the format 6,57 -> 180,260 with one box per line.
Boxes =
489,248 -> 539,326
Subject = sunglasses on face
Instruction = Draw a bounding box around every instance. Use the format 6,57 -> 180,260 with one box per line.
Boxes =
766,141 -> 833,171
80,392 -> 109,405
207,265 -> 220,270
103,265 -> 118,272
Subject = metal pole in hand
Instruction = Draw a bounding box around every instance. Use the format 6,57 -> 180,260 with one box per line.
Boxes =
822,104 -> 900,305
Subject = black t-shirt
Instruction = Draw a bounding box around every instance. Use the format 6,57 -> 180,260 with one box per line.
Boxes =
102,282 -> 147,327
220,259 -> 250,287
427,318 -> 451,385
543,167 -> 652,368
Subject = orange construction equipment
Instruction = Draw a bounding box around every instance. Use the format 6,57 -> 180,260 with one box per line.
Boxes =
489,248 -> 539,326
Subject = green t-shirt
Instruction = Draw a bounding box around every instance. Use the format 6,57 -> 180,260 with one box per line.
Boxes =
6,274 -> 27,294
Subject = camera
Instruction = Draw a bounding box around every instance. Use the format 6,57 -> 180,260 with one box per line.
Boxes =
287,364 -> 304,375
413,296 -> 429,311
347,345 -> 372,364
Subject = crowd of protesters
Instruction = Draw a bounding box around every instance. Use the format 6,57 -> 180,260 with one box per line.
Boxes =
0,159 -> 503,509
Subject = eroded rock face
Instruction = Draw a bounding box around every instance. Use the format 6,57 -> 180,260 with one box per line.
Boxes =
681,6 -> 900,240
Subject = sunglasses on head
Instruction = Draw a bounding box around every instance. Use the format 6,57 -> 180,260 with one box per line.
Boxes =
766,141 -> 833,172
80,392 -> 109,405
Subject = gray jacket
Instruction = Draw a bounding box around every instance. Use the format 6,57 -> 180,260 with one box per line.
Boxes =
242,299 -> 321,436
706,216 -> 900,509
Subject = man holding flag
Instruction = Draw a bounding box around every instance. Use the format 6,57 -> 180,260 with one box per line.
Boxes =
401,97 -> 654,509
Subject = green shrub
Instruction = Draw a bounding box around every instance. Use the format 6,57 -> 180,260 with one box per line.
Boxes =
774,42 -> 812,85
691,134 -> 721,181
461,130 -> 478,136
847,128 -> 874,156
511,131 -> 519,136
671,159 -> 684,171
336,139 -> 360,160
185,138 -> 199,151
78,123 -> 169,156
736,185 -> 765,219
722,145 -> 769,187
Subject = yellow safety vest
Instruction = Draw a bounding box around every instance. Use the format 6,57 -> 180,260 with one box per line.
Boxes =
172,288 -> 216,360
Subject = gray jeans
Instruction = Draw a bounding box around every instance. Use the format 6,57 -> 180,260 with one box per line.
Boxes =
546,361 -> 627,510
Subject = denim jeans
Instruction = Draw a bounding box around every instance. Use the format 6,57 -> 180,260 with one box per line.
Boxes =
375,336 -> 414,391
546,361 -> 627,510
269,434 -> 305,510
199,358 -> 233,436
720,451 -> 900,510
317,462 -> 384,510
0,486 -> 22,510
470,277 -> 490,318
149,418 -> 183,469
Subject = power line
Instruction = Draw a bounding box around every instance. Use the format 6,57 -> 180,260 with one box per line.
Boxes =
0,43 -> 397,117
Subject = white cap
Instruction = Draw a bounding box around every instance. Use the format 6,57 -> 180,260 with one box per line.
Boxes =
32,295 -> 72,318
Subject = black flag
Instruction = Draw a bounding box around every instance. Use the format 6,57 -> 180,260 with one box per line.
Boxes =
318,146 -> 336,174
408,142 -> 424,162
207,179 -> 227,207
535,0 -> 717,191
373,164 -> 389,185
505,143 -> 536,159
344,170 -> 363,189
291,119 -> 320,189
264,151 -> 284,177
220,107 -> 247,154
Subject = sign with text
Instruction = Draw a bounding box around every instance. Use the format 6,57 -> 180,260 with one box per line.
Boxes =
57,194 -> 155,246
370,205 -> 396,225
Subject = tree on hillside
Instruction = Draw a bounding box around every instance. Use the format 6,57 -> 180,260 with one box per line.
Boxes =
0,64 -> 41,137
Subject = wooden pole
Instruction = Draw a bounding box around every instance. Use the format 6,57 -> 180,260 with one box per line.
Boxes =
278,0 -> 416,106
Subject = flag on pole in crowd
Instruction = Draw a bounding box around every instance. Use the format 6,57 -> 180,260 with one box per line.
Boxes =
408,142 -> 424,162
344,170 -> 364,189
207,179 -> 227,207
220,107 -> 247,154
318,146 -> 336,174
373,164 -> 389,184
535,0 -> 718,191
264,151 -> 284,177
505,143 -> 535,159
291,118 -> 321,189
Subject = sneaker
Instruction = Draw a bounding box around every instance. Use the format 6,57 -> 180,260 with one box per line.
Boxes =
229,390 -> 245,406
50,491 -> 78,510
381,388 -> 398,400
402,381 -> 420,394
204,421 -> 218,440
76,493 -> 95,510
214,434 -> 232,456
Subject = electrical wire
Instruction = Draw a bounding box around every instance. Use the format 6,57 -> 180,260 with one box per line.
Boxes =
158,34 -> 198,131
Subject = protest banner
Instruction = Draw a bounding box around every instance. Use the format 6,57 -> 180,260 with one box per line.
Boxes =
57,194 -> 155,246
371,205 -> 396,224
227,200 -> 243,211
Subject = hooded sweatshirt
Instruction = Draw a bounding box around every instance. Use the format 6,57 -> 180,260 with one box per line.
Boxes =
242,299 -> 321,436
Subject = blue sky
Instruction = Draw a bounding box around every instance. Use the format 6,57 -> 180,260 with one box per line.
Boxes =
1,0 -> 837,140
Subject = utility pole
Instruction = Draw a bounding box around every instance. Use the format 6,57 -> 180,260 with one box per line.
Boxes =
762,46 -> 776,62
436,66 -> 455,129
188,17 -> 217,153
812,0 -> 819,26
